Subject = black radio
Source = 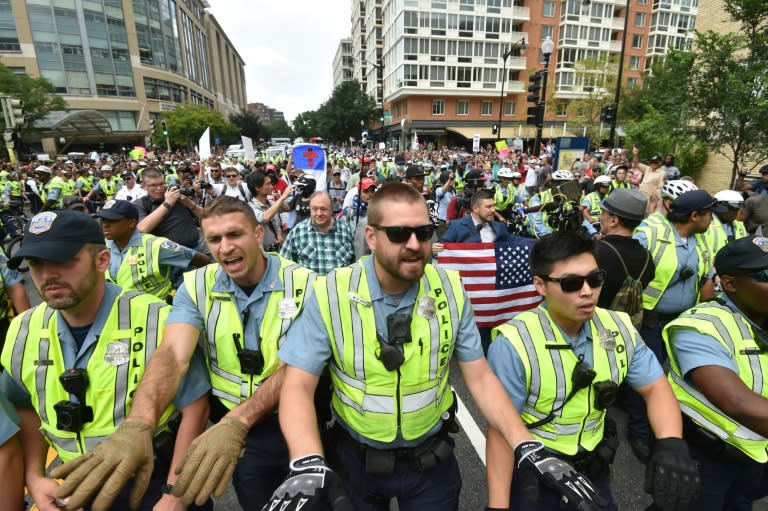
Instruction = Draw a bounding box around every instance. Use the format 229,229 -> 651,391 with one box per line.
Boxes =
54,368 -> 93,433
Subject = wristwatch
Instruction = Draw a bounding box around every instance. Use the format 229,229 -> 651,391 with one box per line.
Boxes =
162,201 -> 172,209
162,483 -> 174,494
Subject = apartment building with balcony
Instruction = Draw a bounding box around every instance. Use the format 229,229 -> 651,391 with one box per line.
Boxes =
332,37 -> 354,88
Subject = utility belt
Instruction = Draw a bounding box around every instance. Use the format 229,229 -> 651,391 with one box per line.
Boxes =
682,415 -> 754,465
642,309 -> 681,329
550,418 -> 619,479
334,422 -> 455,476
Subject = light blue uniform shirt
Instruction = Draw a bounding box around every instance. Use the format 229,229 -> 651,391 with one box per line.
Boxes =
435,186 -> 455,220
0,283 -> 209,410
279,256 -> 483,448
1,256 -> 23,289
488,303 -> 664,412
106,229 -> 195,281
634,228 -> 714,314
0,390 -> 20,445
168,255 -> 284,352
667,294 -> 762,379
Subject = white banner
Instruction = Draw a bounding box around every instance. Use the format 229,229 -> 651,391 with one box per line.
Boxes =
472,134 -> 481,153
241,135 -> 255,161
198,127 -> 211,160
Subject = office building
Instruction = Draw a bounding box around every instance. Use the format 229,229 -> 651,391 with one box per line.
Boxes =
332,37 -> 354,88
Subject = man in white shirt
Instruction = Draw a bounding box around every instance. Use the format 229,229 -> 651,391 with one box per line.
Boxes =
213,167 -> 251,201
114,172 -> 146,202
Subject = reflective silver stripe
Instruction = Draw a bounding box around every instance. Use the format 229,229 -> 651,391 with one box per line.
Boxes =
672,373 -> 767,441
402,386 -> 439,413
645,286 -> 661,299
434,268 -> 460,380
36,308 -> 55,424
349,265 -> 365,379
606,310 -> 635,365
241,380 -> 250,400
112,292 -> 136,427
528,427 -> 557,439
211,387 -> 240,405
42,429 -> 78,453
129,246 -> 141,290
537,310 -> 567,417
207,297 -> 222,369
680,403 -> 729,440
144,301 -> 164,364
591,315 -> 620,384
144,238 -> 161,290
333,387 -> 364,414
193,267 -> 207,314
326,271 -> 346,373
277,263 -> 296,345
362,393 -> 395,413
330,363 -> 364,390
522,405 -> 548,420
511,319 -> 541,411
683,311 -> 736,354
734,314 -> 764,394
209,363 -> 241,384
422,274 -> 440,380
10,309 -> 33,392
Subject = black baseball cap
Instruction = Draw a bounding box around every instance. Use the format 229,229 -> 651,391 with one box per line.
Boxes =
715,236 -> 768,275
671,189 -> 727,214
405,164 -> 425,178
8,211 -> 105,269
94,199 -> 139,221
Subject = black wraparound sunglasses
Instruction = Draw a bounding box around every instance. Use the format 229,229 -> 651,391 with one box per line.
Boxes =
539,269 -> 607,293
370,224 -> 435,243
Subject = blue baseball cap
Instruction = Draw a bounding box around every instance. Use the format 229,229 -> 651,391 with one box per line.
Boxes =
671,189 -> 727,214
94,199 -> 139,221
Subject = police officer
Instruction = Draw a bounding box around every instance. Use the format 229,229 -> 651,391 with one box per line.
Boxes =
0,250 -> 31,353
96,200 -> 209,298
0,210 -> 211,511
704,190 -> 748,255
268,183 -> 602,511
85,165 -> 123,202
40,165 -> 66,211
582,175 -> 612,225
663,235 -> 768,510
528,170 -> 597,239
0,391 -> 24,511
52,197 -> 315,511
627,186 -> 722,461
486,231 -> 698,510
494,168 -> 524,221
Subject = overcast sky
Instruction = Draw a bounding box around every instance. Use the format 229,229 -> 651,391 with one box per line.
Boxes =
207,0 -> 352,123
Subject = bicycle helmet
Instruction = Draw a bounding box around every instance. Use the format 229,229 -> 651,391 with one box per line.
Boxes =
497,168 -> 514,179
594,175 -> 612,187
35,165 -> 52,175
510,171 -> 522,179
661,180 -> 698,200
713,189 -> 744,209
551,170 -> 574,181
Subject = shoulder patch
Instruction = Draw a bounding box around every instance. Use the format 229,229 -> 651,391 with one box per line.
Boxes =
161,240 -> 181,252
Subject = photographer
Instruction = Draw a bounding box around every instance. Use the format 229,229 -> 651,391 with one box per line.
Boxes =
246,171 -> 293,252
283,173 -> 316,228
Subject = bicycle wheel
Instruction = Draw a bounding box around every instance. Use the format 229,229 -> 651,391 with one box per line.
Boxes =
5,236 -> 27,273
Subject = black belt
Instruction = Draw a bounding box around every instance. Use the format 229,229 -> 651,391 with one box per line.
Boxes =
683,415 -> 754,465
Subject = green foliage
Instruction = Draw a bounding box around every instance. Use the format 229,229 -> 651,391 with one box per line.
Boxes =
0,63 -> 67,132
265,119 -> 294,139
314,80 -> 377,143
561,54 -> 618,145
229,110 -> 265,141
293,110 -> 320,140
157,104 -> 238,149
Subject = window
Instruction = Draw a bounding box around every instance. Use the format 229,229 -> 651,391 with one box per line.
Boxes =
629,56 -> 640,70
541,25 -> 554,40
556,103 -> 568,116
635,12 -> 646,27
632,34 -> 643,48
504,101 -> 516,115
480,100 -> 493,115
432,99 -> 445,115
627,77 -> 638,89
543,0 -> 555,17
457,100 -> 469,115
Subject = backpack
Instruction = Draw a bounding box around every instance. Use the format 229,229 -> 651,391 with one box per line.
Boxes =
599,240 -> 650,328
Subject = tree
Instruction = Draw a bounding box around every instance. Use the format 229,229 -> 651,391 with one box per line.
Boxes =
157,104 -> 238,149
314,80 -> 377,143
0,63 -> 67,132
685,1 -> 768,185
229,110 -> 265,141
292,110 -> 320,140
264,119 -> 294,140
559,55 -> 618,146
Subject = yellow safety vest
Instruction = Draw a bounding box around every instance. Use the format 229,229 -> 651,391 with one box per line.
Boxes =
62,179 -> 76,197
704,215 -> 748,256
315,261 -> 464,443
635,216 -> 711,310
77,176 -> 93,194
100,178 -> 118,199
494,184 -> 516,211
493,307 -> 635,455
583,191 -> 604,218
609,180 -> 629,193
45,177 -> 65,208
183,257 -> 313,409
0,291 -> 176,462
107,234 -> 172,298
663,301 -> 768,462
8,180 -> 22,199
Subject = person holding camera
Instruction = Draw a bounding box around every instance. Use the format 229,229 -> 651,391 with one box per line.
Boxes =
625,184 -> 720,462
246,171 -> 294,252
270,183 -> 605,511
0,210 -> 211,511
48,198 -> 315,511
487,231 -> 698,511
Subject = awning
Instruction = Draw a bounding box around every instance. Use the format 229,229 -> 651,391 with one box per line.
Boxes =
447,125 -> 577,140
34,110 -> 113,134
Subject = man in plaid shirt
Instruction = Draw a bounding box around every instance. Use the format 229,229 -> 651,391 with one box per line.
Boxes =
281,191 -> 355,275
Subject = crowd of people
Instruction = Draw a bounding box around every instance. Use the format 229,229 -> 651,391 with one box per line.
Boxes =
0,141 -> 765,511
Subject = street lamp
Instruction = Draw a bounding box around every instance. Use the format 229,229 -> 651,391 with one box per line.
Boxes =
533,36 -> 555,156
497,38 -> 526,141
354,56 -> 385,146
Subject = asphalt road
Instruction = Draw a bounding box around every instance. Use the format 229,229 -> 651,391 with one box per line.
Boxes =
19,277 -> 767,511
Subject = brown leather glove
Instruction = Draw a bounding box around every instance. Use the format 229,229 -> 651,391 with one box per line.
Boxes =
171,416 -> 248,506
50,420 -> 154,511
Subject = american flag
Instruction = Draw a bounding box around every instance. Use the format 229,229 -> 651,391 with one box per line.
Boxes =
438,240 -> 542,328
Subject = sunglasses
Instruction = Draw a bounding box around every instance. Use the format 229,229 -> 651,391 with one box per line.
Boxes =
539,269 -> 607,293
226,174 -> 239,178
370,224 -> 435,243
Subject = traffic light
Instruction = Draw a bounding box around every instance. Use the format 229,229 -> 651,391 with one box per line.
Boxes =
8,99 -> 24,129
149,119 -> 156,134
379,110 -> 384,123
600,105 -> 616,123
161,120 -> 168,136
526,104 -> 544,126
361,130 -> 368,144
527,71 -> 543,105
492,123 -> 499,135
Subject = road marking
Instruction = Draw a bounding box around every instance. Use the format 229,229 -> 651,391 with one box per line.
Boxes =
454,388 -> 486,465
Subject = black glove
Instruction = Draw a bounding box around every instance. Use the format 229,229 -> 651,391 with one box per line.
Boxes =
261,455 -> 353,511
645,438 -> 700,511
515,440 -> 606,511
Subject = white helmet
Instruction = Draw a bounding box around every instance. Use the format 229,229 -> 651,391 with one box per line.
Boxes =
661,180 -> 698,200
497,168 -> 514,179
594,175 -> 612,186
714,189 -> 744,208
35,165 -> 52,175
510,171 -> 522,179
552,170 -> 574,181
100,164 -> 113,172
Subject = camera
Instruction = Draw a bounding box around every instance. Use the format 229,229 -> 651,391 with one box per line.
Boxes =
593,381 -> 619,410
378,341 -> 405,372
237,349 -> 265,375
198,180 -> 212,189
180,187 -> 196,198
55,369 -> 93,432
